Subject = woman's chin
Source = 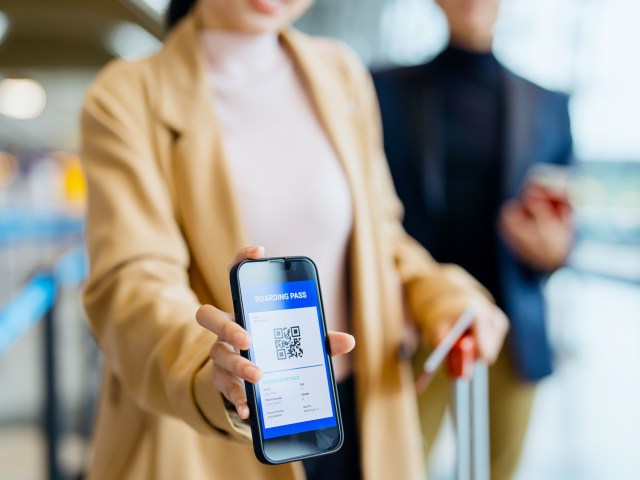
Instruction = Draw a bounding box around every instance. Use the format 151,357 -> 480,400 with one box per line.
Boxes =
198,0 -> 313,34
239,0 -> 312,33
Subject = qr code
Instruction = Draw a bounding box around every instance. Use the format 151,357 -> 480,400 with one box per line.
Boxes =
274,326 -> 303,360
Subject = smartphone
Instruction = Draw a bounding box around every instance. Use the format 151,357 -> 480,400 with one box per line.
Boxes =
229,257 -> 344,464
524,164 -> 573,215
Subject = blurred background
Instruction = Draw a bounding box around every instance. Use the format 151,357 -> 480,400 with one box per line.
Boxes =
0,0 -> 638,479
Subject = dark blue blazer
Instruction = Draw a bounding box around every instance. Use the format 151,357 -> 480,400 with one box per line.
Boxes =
373,59 -> 573,381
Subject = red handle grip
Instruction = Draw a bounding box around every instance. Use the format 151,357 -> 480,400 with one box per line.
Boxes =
447,333 -> 476,379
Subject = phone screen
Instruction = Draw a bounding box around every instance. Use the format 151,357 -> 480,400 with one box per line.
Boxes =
241,278 -> 338,438
234,258 -> 342,463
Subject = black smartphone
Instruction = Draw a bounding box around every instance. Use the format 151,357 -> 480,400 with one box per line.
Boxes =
229,256 -> 344,464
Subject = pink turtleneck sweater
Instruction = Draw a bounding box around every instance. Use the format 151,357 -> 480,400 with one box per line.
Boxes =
200,31 -> 353,380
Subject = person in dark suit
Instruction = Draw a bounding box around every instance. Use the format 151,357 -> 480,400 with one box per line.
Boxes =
373,0 -> 573,478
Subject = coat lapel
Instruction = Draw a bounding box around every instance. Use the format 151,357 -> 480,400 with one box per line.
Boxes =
151,15 -> 370,317
281,30 -> 386,382
154,14 -> 248,309
281,30 -> 364,203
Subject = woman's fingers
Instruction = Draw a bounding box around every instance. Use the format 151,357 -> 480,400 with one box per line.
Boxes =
427,303 -> 509,372
227,245 -> 265,272
196,304 -> 251,351
211,366 -> 250,419
197,244 -> 267,417
210,341 -> 262,383
327,331 -> 355,356
472,304 -> 509,364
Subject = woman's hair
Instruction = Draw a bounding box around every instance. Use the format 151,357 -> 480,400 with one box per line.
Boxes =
166,0 -> 198,32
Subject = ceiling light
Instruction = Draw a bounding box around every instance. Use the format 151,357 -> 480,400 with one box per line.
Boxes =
107,22 -> 163,60
0,11 -> 9,44
0,78 -> 47,120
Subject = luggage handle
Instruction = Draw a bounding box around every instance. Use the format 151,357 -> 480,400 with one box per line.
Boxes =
448,333 -> 490,480
447,332 -> 476,379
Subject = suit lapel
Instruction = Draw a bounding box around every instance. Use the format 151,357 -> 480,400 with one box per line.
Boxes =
503,71 -> 539,198
418,75 -> 446,214
395,62 -> 446,216
415,64 -> 542,210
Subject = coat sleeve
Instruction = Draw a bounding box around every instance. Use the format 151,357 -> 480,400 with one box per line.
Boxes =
334,46 -> 492,344
80,61 -> 250,441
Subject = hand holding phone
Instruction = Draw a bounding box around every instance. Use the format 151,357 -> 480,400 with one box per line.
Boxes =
196,246 -> 354,419
228,252 -> 348,464
196,246 -> 354,464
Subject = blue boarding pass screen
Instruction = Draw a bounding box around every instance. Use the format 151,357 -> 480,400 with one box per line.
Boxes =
241,279 -> 338,439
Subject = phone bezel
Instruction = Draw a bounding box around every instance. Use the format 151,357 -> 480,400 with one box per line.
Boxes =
229,256 -> 344,465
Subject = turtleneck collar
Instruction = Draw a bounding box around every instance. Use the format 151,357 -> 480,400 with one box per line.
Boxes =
439,44 -> 499,70
199,29 -> 283,81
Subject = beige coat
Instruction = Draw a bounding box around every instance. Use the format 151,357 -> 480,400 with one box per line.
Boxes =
81,13 -> 485,480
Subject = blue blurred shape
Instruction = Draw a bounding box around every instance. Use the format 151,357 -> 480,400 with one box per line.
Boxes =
0,272 -> 57,355
0,207 -> 84,244
54,247 -> 88,287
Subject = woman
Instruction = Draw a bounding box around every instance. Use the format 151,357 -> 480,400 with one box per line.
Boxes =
80,1 -> 508,479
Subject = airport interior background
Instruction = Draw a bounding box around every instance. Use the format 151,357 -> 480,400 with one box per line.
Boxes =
1,0 -> 639,479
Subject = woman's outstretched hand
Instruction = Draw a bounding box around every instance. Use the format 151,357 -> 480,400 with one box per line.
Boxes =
196,245 -> 355,420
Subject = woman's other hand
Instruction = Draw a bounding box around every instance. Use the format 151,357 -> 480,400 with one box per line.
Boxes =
432,301 -> 509,365
426,301 -> 509,375
196,245 -> 355,419
416,301 -> 509,392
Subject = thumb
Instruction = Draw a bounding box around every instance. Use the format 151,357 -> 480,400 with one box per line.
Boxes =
328,331 -> 355,356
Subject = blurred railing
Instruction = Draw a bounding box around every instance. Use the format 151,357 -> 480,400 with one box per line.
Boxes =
0,209 -> 86,480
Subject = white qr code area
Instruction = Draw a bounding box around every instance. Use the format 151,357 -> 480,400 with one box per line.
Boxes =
248,306 -> 325,375
274,326 -> 303,360
247,306 -> 333,429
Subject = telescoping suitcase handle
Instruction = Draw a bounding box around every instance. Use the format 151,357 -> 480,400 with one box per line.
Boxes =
448,334 -> 490,480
